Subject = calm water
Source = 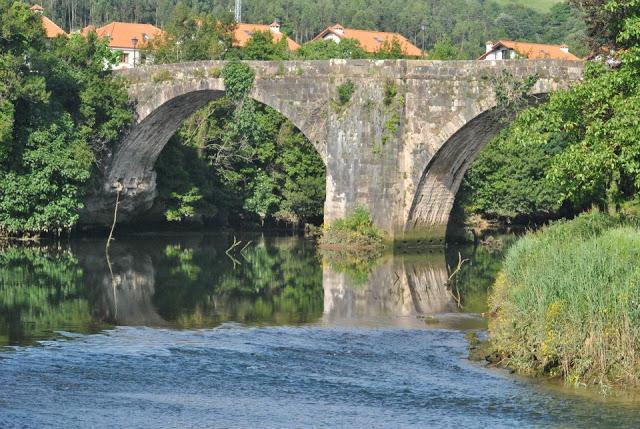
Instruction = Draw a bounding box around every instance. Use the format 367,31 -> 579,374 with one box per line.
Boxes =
1,233 -> 639,428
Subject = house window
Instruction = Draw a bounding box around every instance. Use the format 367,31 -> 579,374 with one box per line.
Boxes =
120,53 -> 129,64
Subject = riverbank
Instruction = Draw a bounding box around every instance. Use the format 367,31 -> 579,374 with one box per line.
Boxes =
484,211 -> 640,388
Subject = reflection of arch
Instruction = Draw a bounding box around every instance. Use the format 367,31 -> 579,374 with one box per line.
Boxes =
406,91 -> 550,238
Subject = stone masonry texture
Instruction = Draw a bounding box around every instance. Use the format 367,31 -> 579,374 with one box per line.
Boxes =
82,59 -> 583,244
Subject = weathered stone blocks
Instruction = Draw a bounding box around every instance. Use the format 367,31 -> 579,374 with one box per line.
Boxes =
82,59 -> 583,243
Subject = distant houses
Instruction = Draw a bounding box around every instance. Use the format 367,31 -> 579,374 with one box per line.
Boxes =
233,21 -> 301,51
480,40 -> 580,61
81,22 -> 163,69
29,6 -> 582,67
313,23 -> 423,57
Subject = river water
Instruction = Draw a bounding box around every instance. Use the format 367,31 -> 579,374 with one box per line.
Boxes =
1,233 -> 639,428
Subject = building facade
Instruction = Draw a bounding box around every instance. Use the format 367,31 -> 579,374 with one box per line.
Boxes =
82,22 -> 163,69
479,40 -> 580,61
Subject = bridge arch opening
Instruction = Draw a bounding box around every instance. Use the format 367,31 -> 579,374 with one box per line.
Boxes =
110,87 -> 326,229
405,94 -> 549,243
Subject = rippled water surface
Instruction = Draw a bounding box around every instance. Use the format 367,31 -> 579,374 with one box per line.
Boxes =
1,233 -> 639,428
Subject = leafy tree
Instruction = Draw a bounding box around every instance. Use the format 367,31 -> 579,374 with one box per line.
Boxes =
148,3 -> 235,63
239,30 -> 290,60
568,0 -> 639,51
244,170 -> 281,225
428,37 -> 463,60
294,38 -> 368,59
461,42 -> 640,222
0,1 -> 132,234
374,37 -> 414,59
546,60 -> 640,210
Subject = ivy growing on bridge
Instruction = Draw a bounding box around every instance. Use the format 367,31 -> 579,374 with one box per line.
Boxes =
221,62 -> 255,101
492,70 -> 540,122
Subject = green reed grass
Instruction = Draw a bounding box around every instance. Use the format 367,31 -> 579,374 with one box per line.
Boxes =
488,211 -> 640,387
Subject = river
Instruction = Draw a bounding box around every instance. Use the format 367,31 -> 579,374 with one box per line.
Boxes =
1,233 -> 639,428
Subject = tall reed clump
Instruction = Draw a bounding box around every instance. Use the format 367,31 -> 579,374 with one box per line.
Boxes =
488,211 -> 640,387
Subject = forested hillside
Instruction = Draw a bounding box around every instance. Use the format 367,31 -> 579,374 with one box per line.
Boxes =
492,0 -> 560,13
34,0 -> 588,58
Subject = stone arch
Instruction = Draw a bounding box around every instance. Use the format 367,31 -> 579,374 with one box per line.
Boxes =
404,87 -> 554,242
102,78 -> 328,221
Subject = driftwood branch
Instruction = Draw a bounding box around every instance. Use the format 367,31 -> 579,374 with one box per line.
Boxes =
447,252 -> 469,309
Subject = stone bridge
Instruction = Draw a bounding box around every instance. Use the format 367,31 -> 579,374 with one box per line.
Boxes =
85,59 -> 583,244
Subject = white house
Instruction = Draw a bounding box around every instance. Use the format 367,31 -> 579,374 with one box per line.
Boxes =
82,22 -> 163,69
479,40 -> 580,61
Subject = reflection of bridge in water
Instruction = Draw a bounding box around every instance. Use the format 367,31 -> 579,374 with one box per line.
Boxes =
322,252 -> 459,328
74,236 -> 474,329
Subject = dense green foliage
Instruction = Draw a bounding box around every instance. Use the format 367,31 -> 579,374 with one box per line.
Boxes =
146,3 -> 235,63
493,0 -> 561,12
568,0 -> 640,51
460,25 -> 640,222
0,1 -> 132,234
153,94 -> 326,226
38,0 -> 587,59
488,212 -> 640,386
149,10 -> 329,227
295,38 -> 368,60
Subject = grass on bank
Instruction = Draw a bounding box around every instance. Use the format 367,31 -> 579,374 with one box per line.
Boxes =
487,211 -> 640,388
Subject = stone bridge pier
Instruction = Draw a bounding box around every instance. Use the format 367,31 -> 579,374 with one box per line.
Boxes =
83,59 -> 583,244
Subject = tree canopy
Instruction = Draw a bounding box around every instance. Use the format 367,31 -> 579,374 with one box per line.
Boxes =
459,0 -> 640,223
0,0 -> 132,234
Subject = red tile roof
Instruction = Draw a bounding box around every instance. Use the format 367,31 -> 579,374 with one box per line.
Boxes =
478,40 -> 581,61
41,15 -> 66,38
30,4 -> 66,38
82,22 -> 163,49
313,24 -> 423,56
233,23 -> 300,51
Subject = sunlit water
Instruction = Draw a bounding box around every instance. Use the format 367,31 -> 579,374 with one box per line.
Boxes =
1,233 -> 639,428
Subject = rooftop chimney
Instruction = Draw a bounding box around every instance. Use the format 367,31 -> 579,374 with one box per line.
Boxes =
333,24 -> 344,36
485,41 -> 494,53
270,20 -> 281,33
559,44 -> 569,53
30,4 -> 44,14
